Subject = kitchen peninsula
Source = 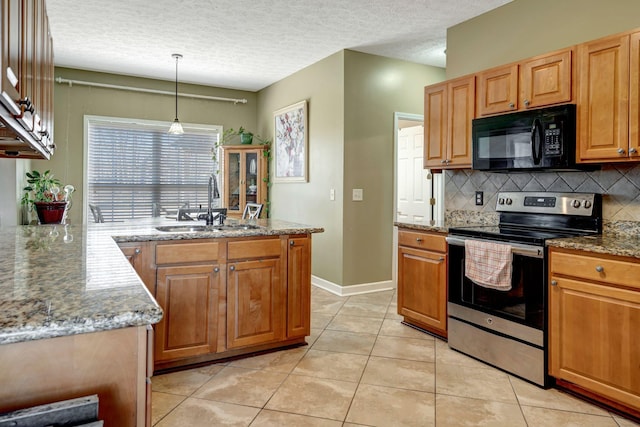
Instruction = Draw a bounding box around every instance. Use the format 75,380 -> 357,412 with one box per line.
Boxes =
0,218 -> 322,426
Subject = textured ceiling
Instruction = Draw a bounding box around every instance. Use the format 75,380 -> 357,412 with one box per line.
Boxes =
46,0 -> 511,92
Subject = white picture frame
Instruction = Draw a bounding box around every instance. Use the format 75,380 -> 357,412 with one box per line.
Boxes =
273,100 -> 308,182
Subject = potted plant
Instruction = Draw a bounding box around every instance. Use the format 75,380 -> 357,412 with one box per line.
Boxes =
21,170 -> 73,224
221,126 -> 253,145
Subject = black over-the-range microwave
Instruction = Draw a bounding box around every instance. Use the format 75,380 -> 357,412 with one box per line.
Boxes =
472,104 -> 587,172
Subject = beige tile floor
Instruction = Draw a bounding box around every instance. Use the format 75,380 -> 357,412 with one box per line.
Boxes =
151,287 -> 639,427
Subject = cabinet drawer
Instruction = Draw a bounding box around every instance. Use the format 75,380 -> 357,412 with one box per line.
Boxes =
550,250 -> 640,290
156,241 -> 220,264
228,238 -> 281,260
398,230 -> 446,252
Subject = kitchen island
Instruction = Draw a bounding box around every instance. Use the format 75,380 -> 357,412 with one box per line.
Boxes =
0,217 -> 322,426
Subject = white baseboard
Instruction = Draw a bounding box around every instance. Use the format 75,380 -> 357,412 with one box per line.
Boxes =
311,275 -> 395,297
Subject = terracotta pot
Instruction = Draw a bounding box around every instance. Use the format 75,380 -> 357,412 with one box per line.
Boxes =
35,201 -> 67,224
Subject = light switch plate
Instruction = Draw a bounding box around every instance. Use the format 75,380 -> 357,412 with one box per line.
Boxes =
352,188 -> 363,201
330,188 -> 335,201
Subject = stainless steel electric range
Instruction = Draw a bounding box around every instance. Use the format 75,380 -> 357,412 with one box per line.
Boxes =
446,191 -> 602,387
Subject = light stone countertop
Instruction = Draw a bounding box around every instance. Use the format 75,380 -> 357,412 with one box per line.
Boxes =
0,217 -> 323,345
396,213 -> 640,259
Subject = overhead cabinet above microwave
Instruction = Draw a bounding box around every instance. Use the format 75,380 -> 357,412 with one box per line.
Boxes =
0,0 -> 55,159
476,48 -> 574,116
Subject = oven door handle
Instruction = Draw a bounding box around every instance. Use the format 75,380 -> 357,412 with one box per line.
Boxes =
445,235 -> 544,258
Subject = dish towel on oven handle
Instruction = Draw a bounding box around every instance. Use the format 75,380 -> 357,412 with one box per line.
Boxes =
464,239 -> 513,291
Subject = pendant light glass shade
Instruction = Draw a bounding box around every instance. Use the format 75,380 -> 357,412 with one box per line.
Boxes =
168,53 -> 184,135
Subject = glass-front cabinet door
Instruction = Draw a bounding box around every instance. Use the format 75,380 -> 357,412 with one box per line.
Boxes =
222,145 -> 266,217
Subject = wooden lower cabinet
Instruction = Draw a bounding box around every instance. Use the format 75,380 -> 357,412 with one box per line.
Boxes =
549,247 -> 640,413
0,327 -> 150,427
397,229 -> 448,338
287,236 -> 311,338
227,258 -> 285,348
127,234 -> 312,372
155,264 -> 221,361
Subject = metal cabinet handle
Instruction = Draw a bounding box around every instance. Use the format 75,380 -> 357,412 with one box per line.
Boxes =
416,238 -> 423,242
595,265 -> 604,273
134,248 -> 141,255
290,240 -> 295,246
213,267 -> 219,273
509,102 -> 515,109
440,160 -> 447,164
618,148 -> 625,155
551,280 -> 558,286
229,265 -> 235,271
630,147 -> 638,154
523,99 -> 530,107
438,257 -> 444,261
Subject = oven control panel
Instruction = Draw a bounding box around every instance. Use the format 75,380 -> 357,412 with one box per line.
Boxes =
496,192 -> 599,216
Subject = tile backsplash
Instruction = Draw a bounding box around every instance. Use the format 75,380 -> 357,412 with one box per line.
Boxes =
445,163 -> 640,221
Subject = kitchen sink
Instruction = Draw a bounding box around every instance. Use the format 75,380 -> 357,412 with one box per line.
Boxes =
155,224 -> 261,233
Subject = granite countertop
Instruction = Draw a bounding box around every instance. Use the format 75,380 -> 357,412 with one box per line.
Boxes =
0,217 -> 323,345
546,221 -> 640,259
397,213 -> 640,259
394,210 -> 500,234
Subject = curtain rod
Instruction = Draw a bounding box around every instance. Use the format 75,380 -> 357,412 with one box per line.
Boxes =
55,77 -> 248,104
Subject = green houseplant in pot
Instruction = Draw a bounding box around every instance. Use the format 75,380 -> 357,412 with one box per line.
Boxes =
222,126 -> 254,145
21,170 -> 73,224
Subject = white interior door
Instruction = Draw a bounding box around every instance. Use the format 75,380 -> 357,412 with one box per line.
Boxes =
396,125 -> 430,223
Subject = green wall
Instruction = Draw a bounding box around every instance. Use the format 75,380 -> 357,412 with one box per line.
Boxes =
447,0 -> 640,78
257,51 -> 346,285
342,50 -> 444,285
33,68 -> 257,224
258,50 -> 444,287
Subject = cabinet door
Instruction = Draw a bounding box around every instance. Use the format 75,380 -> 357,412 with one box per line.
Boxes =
227,258 -> 285,348
476,64 -> 518,116
520,49 -> 573,110
223,146 -> 267,217
447,75 -> 474,168
423,83 -> 448,168
224,150 -> 242,214
287,236 -> 311,338
577,34 -> 630,162
155,264 -> 220,361
397,245 -> 447,337
630,31 -> 640,159
1,0 -> 23,115
549,276 -> 640,410
119,242 -> 156,295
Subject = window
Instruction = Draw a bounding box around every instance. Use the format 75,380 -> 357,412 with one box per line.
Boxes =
85,116 -> 221,222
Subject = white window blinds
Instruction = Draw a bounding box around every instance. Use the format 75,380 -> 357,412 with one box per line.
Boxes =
86,117 -> 221,222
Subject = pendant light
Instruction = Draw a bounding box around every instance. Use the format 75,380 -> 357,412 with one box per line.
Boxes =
168,53 -> 184,135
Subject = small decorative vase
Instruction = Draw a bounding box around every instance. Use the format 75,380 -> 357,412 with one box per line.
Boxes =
240,133 -> 253,144
35,201 -> 67,224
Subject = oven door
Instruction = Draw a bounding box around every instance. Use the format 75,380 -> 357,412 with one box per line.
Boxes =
446,235 -> 546,331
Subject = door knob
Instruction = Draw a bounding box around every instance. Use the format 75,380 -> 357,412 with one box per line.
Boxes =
230,265 -> 235,271
213,267 -> 219,273
617,148 -> 625,155
551,280 -> 558,286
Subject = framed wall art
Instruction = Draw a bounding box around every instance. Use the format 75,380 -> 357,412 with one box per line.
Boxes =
273,100 -> 308,182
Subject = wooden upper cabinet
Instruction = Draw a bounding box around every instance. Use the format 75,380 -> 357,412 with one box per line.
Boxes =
1,0 -> 23,116
577,33 -> 632,162
424,75 -> 474,169
629,31 -> 640,160
520,49 -> 573,110
477,49 -> 573,117
477,64 -> 518,116
424,83 -> 447,168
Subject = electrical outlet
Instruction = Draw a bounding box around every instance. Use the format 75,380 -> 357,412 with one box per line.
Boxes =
352,188 -> 363,201
475,191 -> 484,206
330,188 -> 335,201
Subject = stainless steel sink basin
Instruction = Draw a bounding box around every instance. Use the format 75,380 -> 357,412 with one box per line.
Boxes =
155,225 -> 209,232
155,224 -> 261,233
